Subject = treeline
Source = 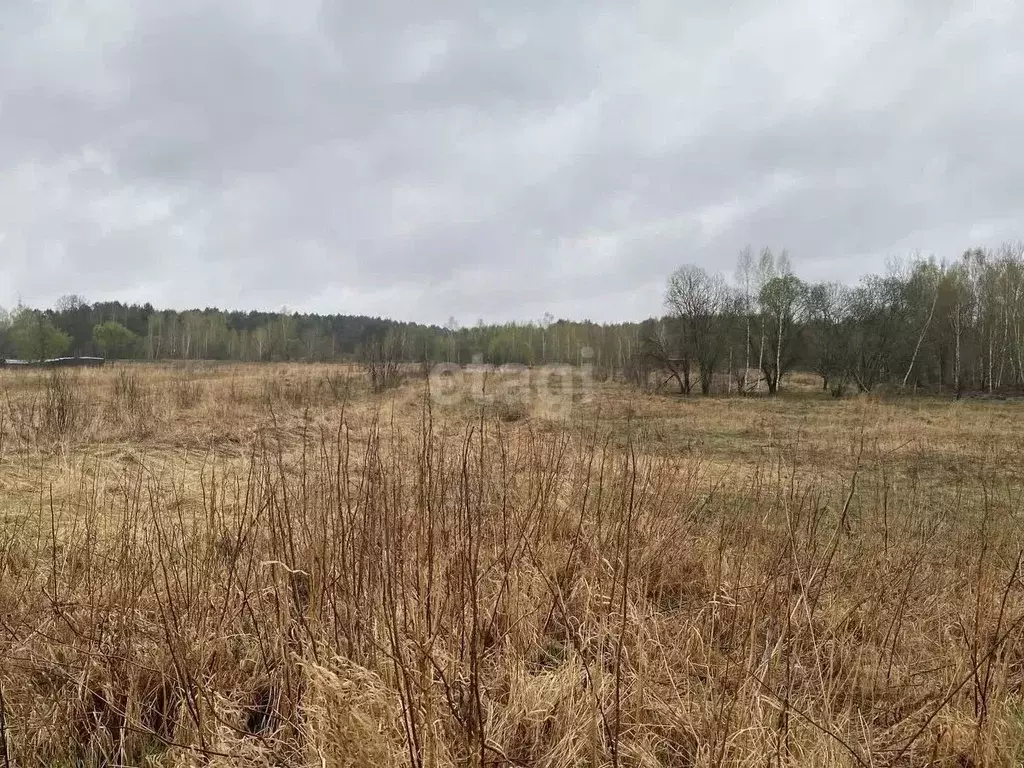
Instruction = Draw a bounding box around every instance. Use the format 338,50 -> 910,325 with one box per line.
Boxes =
0,297 -> 647,372
2,240 -> 1022,396
654,241 -> 1024,395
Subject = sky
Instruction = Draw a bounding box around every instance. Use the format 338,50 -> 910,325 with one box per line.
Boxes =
2,1 -> 1023,325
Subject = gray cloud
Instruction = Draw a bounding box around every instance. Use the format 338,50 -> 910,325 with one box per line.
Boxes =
2,0 -> 1023,323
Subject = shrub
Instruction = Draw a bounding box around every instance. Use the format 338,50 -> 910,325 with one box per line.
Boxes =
324,370 -> 354,402
43,370 -> 85,441
173,377 -> 204,409
112,368 -> 153,432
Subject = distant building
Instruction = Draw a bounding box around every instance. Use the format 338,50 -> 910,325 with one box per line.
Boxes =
1,357 -> 105,368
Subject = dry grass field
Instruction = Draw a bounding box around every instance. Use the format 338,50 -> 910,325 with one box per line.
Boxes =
0,363 -> 1022,767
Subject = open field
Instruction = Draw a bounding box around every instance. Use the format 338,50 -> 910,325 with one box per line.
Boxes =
0,363 -> 1022,767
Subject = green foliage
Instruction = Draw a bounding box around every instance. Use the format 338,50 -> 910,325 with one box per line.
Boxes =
92,321 -> 139,359
8,308 -> 71,361
15,238 -> 1024,397
0,305 -> 10,357
53,294 -> 93,353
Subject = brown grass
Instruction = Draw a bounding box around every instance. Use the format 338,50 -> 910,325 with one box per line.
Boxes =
0,363 -> 1022,767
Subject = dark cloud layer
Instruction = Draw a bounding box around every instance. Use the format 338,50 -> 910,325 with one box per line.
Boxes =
2,1 -> 1023,323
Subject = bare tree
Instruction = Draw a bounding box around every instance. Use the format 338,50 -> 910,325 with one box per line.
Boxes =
735,247 -> 755,393
848,274 -> 910,393
55,294 -> 88,313
804,281 -> 855,396
947,262 -> 973,398
754,248 -> 777,391
900,260 -> 941,390
623,321 -> 657,390
665,265 -> 731,394
757,271 -> 805,394
644,318 -> 690,394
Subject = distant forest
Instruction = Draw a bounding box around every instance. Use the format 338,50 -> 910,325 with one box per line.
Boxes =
3,241 -> 1024,395
0,297 -> 632,370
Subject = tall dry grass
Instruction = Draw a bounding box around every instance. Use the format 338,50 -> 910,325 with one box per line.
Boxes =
0,366 -> 1021,766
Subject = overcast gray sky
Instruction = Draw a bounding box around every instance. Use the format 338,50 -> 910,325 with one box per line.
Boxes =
2,1 -> 1023,324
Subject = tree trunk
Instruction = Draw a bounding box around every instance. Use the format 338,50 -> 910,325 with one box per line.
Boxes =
902,283 -> 938,389
954,303 -> 962,397
756,324 -> 766,393
775,312 -> 783,393
743,315 -> 750,394
988,320 -> 994,393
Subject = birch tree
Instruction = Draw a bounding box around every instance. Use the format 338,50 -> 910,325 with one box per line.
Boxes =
735,246 -> 755,393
